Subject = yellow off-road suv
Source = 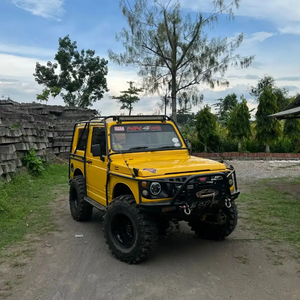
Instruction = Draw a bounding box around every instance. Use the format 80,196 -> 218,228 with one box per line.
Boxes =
69,115 -> 239,263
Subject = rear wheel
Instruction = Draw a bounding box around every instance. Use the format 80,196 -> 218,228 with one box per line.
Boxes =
188,201 -> 238,240
103,195 -> 159,264
69,176 -> 93,221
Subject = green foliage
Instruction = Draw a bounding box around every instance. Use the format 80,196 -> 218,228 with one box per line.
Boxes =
242,138 -> 265,153
271,136 -> 294,153
109,0 -> 253,121
195,106 -> 218,151
256,87 -> 281,150
227,97 -> 251,150
215,93 -> 238,125
251,75 -> 290,111
21,149 -> 45,175
250,75 -> 275,98
8,123 -> 21,130
0,165 -> 68,249
284,118 -> 300,151
111,81 -> 143,115
274,88 -> 290,112
34,35 -> 109,108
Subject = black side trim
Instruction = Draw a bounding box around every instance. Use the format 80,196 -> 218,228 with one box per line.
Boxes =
84,196 -> 106,211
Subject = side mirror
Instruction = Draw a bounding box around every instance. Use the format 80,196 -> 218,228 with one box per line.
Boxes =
185,139 -> 191,149
91,144 -> 102,157
185,139 -> 192,155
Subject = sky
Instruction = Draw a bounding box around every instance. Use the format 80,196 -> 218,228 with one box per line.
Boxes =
0,0 -> 299,115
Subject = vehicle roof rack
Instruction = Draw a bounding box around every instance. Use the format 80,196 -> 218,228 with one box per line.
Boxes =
112,115 -> 170,123
75,115 -> 172,125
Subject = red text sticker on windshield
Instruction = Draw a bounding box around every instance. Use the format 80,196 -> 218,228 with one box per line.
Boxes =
114,126 -> 125,132
143,168 -> 157,174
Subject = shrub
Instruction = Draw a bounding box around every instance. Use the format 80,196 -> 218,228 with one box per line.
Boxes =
21,149 -> 45,175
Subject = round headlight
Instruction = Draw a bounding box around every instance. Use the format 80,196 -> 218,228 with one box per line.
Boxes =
150,182 -> 162,196
228,178 -> 234,186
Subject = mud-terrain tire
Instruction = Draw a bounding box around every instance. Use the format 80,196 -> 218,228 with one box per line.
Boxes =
188,201 -> 238,240
103,195 -> 159,264
69,175 -> 93,221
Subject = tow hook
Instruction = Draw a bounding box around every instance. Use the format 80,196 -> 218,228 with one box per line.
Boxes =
225,198 -> 232,209
180,203 -> 191,215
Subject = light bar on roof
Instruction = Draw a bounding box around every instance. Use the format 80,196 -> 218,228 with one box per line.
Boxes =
113,115 -> 168,123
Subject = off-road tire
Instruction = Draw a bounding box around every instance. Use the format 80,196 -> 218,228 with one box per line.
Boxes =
103,195 -> 159,264
188,201 -> 238,240
69,175 -> 93,221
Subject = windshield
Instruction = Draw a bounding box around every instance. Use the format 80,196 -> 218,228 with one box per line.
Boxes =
110,124 -> 183,151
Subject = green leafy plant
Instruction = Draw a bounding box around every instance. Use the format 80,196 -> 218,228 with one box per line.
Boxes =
21,149 -> 45,175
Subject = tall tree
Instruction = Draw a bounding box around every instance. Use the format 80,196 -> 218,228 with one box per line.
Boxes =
109,0 -> 253,122
195,106 -> 217,152
283,96 -> 300,151
250,75 -> 290,111
256,87 -> 281,153
215,93 -> 238,125
227,97 -> 251,151
111,81 -> 143,115
273,88 -> 290,112
34,35 -> 109,108
250,75 -> 275,98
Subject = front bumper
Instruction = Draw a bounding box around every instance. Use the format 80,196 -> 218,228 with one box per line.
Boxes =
139,171 -> 240,211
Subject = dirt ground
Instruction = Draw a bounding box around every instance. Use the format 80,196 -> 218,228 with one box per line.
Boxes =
1,161 -> 300,300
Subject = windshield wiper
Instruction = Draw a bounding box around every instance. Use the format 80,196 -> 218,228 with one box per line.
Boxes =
129,146 -> 149,151
158,146 -> 177,149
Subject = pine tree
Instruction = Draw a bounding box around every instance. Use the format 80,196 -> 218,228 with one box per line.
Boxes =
195,106 -> 217,152
227,97 -> 251,151
111,82 -> 143,115
256,87 -> 281,152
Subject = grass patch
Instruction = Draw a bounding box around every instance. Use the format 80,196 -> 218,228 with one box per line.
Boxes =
239,177 -> 300,252
0,165 -> 68,250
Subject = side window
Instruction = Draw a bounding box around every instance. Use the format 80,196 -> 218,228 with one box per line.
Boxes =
91,127 -> 106,156
77,128 -> 88,151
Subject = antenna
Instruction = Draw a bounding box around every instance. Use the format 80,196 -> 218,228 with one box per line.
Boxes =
112,132 -> 136,178
197,140 -> 229,167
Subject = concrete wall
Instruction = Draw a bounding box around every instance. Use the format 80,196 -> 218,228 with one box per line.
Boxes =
0,99 -> 97,180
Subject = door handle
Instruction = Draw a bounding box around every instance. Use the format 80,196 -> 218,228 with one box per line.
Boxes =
86,160 -> 92,164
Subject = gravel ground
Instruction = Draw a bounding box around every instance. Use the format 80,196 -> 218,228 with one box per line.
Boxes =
227,160 -> 300,180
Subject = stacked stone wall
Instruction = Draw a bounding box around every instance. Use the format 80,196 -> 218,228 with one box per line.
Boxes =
0,99 -> 97,180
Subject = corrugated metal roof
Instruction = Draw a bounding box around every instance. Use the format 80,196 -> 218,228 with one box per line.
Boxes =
270,95 -> 300,119
270,106 -> 300,119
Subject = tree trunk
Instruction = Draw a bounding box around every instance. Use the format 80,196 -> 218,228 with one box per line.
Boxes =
171,74 -> 177,122
165,95 -> 167,116
238,140 -> 242,151
265,144 -> 270,153
129,105 -> 132,116
204,144 -> 208,152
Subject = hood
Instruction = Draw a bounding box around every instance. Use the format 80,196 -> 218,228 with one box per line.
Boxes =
110,151 -> 226,177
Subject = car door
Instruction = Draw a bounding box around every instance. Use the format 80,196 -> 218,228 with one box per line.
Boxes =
85,126 -> 108,206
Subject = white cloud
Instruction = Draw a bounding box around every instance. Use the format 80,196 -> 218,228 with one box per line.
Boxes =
0,43 -> 55,58
279,25 -> 300,35
180,0 -> 300,23
11,0 -> 65,20
242,32 -> 275,46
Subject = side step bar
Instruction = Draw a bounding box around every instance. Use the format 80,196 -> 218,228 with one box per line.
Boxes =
84,197 -> 106,212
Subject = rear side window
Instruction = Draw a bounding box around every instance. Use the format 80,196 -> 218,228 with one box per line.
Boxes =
77,128 -> 88,151
91,127 -> 106,155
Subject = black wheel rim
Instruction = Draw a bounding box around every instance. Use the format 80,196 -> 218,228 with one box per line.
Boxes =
111,214 -> 135,248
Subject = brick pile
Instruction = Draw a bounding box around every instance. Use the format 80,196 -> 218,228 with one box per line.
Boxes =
0,99 -> 97,180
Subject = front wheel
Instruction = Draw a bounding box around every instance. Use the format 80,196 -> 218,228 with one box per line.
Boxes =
103,195 -> 159,264
188,201 -> 238,240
